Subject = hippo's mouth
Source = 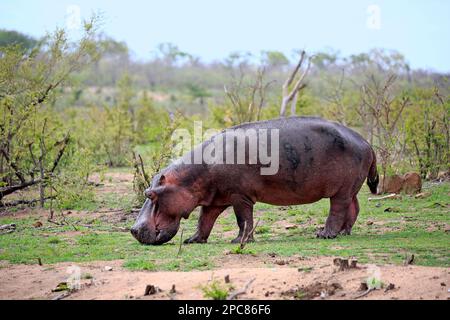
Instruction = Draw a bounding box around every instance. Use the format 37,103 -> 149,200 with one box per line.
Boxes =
154,229 -> 177,245
132,224 -> 179,245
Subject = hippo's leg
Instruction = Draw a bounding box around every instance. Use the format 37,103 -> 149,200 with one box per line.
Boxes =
230,197 -> 255,244
339,196 -> 360,235
317,196 -> 350,239
184,205 -> 228,244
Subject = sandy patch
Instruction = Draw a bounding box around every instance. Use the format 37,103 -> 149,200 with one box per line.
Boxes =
0,256 -> 448,300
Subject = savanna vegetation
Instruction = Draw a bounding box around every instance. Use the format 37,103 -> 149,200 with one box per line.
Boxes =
0,19 -> 448,291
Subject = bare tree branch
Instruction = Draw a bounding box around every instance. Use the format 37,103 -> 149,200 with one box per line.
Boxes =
280,51 -> 311,116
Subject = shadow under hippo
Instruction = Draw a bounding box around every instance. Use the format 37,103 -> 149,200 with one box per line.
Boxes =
131,116 -> 379,245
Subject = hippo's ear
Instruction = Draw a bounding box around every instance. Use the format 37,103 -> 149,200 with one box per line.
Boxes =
159,174 -> 166,185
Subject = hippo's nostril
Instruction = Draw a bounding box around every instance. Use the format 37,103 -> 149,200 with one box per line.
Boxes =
130,227 -> 138,237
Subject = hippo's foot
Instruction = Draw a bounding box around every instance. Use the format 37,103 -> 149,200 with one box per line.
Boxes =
231,235 -> 254,244
184,234 -> 207,244
339,228 -> 352,236
316,227 -> 339,239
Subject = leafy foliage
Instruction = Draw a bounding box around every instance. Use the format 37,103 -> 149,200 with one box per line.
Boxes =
0,17 -> 100,209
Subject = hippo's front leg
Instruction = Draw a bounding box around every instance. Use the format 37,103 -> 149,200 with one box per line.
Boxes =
184,205 -> 228,244
230,195 -> 255,244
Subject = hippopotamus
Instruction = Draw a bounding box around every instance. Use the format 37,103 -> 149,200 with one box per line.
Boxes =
131,116 -> 379,245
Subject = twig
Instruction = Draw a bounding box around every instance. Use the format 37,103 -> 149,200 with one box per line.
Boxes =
0,223 -> 16,231
240,219 -> 260,250
138,154 -> 150,185
354,288 -> 375,299
368,193 -> 397,201
52,291 -> 73,300
0,196 -> 55,208
177,227 -> 185,257
95,208 -> 124,214
227,278 -> 256,300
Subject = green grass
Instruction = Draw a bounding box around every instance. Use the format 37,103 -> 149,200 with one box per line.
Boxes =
0,182 -> 448,271
200,280 -> 233,300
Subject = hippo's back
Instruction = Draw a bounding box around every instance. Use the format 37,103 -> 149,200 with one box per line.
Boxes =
224,116 -> 374,204
232,116 -> 367,146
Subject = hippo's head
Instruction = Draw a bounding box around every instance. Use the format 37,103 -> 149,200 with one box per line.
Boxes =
130,172 -> 199,245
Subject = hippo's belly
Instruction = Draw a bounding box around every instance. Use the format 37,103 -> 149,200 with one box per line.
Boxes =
253,175 -> 336,206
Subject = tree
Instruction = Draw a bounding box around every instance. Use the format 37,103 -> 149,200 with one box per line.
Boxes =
261,51 -> 289,69
223,66 -> 273,124
311,51 -> 338,69
359,74 -> 409,188
186,83 -> 211,107
0,18 -> 100,207
155,42 -> 191,66
280,51 -> 312,117
406,88 -> 449,179
0,29 -> 37,51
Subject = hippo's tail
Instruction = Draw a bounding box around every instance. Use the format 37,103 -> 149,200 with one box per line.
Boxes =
366,149 -> 379,194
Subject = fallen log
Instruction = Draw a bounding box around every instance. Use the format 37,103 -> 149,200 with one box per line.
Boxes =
1,197 -> 55,208
0,223 -> 16,235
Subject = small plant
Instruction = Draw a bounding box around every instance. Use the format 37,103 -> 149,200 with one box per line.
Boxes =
230,245 -> 255,255
366,276 -> 384,290
294,290 -> 306,300
47,237 -> 61,244
81,273 -> 93,280
200,280 -> 232,300
298,266 -> 313,273
255,225 -> 270,234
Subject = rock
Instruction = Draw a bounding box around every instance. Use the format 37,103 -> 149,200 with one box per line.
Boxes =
378,172 -> 422,195
33,221 -> 43,228
285,224 -> 297,230
358,282 -> 369,291
366,221 -> 374,226
384,283 -> 395,292
404,254 -> 415,265
144,285 -> 161,296
104,266 -> 113,271
333,258 -> 350,271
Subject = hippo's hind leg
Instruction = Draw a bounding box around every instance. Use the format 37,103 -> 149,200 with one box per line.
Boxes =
339,195 -> 360,235
230,195 -> 255,244
317,196 -> 351,239
184,205 -> 228,244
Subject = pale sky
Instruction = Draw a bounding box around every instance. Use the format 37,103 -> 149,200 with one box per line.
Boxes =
1,0 -> 449,71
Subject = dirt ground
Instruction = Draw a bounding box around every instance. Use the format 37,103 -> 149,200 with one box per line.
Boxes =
0,256 -> 448,300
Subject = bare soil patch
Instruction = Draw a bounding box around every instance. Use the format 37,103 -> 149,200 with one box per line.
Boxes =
0,256 -> 448,300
